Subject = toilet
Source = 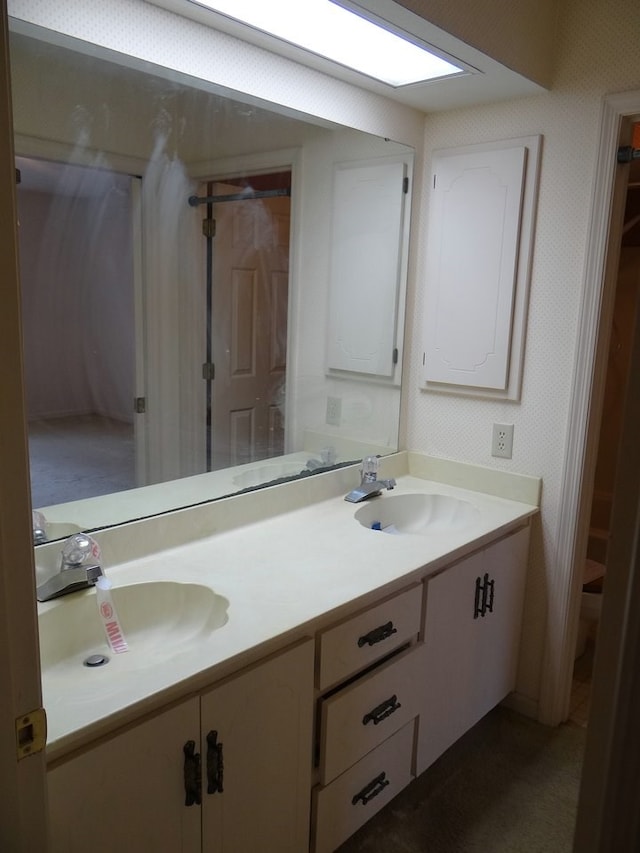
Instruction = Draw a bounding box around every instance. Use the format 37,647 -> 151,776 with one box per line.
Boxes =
575,558 -> 606,659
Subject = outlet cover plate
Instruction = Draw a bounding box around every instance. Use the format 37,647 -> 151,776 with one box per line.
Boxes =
492,423 -> 514,459
326,396 -> 342,426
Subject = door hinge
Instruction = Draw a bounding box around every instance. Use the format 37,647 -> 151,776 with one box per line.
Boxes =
134,396 -> 146,414
392,347 -> 399,365
16,708 -> 47,759
402,176 -> 409,194
202,218 -> 216,238
617,145 -> 640,164
202,362 -> 215,381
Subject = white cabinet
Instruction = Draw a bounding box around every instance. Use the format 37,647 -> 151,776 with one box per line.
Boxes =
47,698 -> 201,853
313,721 -> 415,853
312,585 -> 423,852
46,524 -> 532,853
200,640 -> 313,852
416,526 -> 530,774
317,584 -> 423,691
422,136 -> 541,399
47,640 -> 314,853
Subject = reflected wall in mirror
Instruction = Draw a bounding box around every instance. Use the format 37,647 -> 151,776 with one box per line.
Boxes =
9,23 -> 413,542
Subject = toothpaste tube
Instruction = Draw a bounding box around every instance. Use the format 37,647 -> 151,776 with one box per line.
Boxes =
95,576 -> 129,654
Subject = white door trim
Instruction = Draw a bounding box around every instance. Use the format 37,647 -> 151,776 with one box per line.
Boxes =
131,175 -> 148,487
0,1 -> 49,846
538,90 -> 640,725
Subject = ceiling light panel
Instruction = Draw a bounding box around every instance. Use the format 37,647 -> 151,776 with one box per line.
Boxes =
187,0 -> 464,86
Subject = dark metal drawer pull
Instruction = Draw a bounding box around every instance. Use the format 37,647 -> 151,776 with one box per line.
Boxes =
358,621 -> 398,648
362,694 -> 401,726
183,740 -> 201,806
352,772 -> 390,806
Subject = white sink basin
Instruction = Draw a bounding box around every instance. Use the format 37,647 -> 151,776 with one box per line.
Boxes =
39,581 -> 229,677
355,493 -> 479,535
232,461 -> 309,488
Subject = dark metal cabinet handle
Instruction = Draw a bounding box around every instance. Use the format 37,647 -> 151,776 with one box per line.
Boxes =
358,621 -> 398,648
474,576 -> 483,619
206,730 -> 224,794
486,578 -> 495,613
352,772 -> 390,806
183,740 -> 201,806
362,694 -> 401,726
474,573 -> 496,618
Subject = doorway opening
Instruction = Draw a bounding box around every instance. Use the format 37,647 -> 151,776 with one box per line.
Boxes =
15,156 -> 138,508
569,119 -> 640,726
194,170 -> 292,472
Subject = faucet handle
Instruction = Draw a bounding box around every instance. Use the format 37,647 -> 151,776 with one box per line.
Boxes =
32,510 -> 47,545
362,455 -> 379,483
60,533 -> 102,569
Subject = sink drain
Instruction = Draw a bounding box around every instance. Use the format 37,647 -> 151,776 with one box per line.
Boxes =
83,653 -> 109,668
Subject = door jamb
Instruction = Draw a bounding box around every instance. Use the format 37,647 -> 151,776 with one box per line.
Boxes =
538,90 -> 640,726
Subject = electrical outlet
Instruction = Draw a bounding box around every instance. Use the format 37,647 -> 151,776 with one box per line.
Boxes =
326,396 -> 342,426
492,423 -> 514,459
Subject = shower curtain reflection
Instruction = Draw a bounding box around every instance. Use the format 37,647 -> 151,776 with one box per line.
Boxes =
17,158 -> 136,506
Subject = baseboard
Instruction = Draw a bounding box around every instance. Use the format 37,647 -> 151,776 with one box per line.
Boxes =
502,691 -> 539,721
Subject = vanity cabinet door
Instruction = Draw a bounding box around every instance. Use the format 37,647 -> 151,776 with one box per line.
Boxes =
417,526 -> 529,774
47,697 -> 201,853
200,639 -> 314,853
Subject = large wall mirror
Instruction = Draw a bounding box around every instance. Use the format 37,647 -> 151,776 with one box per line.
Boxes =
9,19 -> 414,543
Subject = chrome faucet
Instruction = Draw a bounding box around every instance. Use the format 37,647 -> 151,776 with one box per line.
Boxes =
345,456 -> 396,503
36,533 -> 104,602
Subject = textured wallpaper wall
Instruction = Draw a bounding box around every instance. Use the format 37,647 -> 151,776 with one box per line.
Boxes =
406,0 -> 640,705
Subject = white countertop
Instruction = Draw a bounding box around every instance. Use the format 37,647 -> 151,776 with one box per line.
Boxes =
37,455 -> 540,761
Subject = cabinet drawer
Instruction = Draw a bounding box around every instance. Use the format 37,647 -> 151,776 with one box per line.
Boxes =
317,584 -> 422,690
319,643 -> 423,784
313,721 -> 415,853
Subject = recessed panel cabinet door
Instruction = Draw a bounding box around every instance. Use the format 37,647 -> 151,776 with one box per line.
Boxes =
417,526 -> 529,775
47,697 -> 201,853
200,639 -> 314,853
423,145 -> 527,391
327,160 -> 407,378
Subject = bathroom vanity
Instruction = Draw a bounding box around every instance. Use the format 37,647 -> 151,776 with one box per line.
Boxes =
36,453 -> 539,852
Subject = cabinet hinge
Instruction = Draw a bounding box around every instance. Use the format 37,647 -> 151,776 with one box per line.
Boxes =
392,347 -> 399,365
202,362 -> 215,381
202,218 -> 216,238
134,396 -> 146,414
402,176 -> 409,194
16,708 -> 47,759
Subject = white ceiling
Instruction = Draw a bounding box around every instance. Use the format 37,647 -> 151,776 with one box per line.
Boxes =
146,0 -> 547,113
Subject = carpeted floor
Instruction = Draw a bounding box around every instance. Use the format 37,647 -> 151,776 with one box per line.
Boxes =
337,705 -> 585,853
28,413 -> 135,507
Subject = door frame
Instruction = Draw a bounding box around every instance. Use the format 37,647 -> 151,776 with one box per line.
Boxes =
190,148 -> 302,460
538,89 -> 640,727
0,0 -> 49,846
